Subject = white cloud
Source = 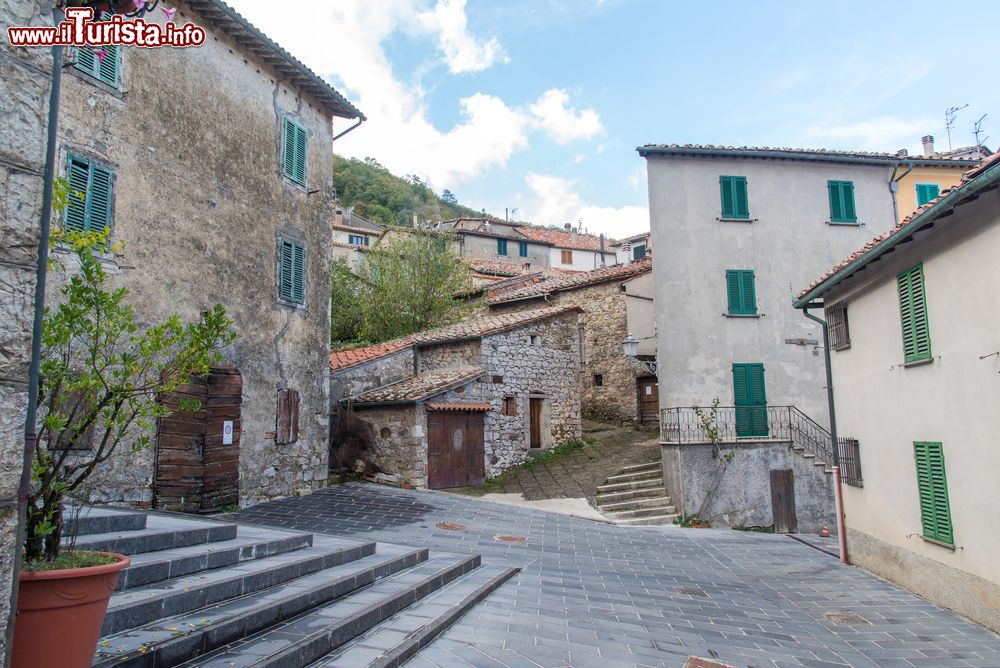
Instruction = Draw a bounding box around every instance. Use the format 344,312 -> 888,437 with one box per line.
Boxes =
415,0 -> 508,74
524,173 -> 647,240
529,88 -> 603,144
802,115 -> 937,152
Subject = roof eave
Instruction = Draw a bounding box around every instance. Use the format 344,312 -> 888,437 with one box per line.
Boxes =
636,145 -> 980,167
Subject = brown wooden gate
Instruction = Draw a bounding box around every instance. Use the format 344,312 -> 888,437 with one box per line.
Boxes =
637,377 -> 659,424
769,468 -> 797,533
427,411 -> 485,489
529,398 -> 543,449
154,365 -> 241,512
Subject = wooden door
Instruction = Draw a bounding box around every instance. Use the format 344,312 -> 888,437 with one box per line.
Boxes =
529,398 -> 543,449
770,469 -> 797,533
201,366 -> 241,510
733,363 -> 768,437
637,377 -> 659,424
427,411 -> 485,489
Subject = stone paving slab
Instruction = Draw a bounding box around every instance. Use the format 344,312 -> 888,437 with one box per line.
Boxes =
239,484 -> 1000,668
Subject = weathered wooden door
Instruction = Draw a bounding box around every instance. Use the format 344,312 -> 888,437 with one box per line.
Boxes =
770,468 -> 797,533
733,363 -> 768,437
529,398 -> 543,449
637,377 -> 659,424
427,411 -> 485,489
154,366 -> 241,512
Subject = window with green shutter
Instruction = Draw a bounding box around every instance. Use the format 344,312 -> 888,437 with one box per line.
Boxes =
497,238 -> 508,256
725,269 -> 757,315
282,118 -> 308,185
64,155 -> 113,236
719,175 -> 749,219
278,239 -> 306,305
897,263 -> 932,364
916,183 -> 940,207
518,241 -> 528,258
75,44 -> 121,87
913,442 -> 953,544
828,180 -> 857,223
732,363 -> 768,437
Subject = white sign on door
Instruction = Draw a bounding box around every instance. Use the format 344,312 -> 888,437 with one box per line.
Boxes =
222,420 -> 234,445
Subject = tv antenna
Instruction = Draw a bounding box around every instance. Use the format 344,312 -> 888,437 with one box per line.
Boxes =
945,104 -> 968,149
973,114 -> 989,149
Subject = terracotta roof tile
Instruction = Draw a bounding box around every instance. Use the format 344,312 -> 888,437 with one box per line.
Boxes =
638,143 -> 982,164
351,367 -> 484,404
488,258 -> 653,303
458,257 -> 535,277
424,402 -> 494,412
329,337 -> 412,371
515,226 -> 615,251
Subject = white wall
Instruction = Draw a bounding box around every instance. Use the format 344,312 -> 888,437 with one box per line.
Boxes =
548,247 -> 615,271
623,272 -> 656,356
645,155 -> 897,425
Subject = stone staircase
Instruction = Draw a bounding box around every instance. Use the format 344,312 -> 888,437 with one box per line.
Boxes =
71,507 -> 517,667
593,461 -> 678,526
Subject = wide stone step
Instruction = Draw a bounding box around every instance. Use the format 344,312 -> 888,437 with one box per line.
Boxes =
178,553 -> 482,668
613,513 -> 679,526
603,504 -> 678,520
619,461 -> 662,474
596,477 -> 663,493
71,514 -> 237,556
594,486 -> 666,504
603,469 -> 663,484
596,495 -> 674,512
93,542 -> 423,667
100,535 -> 377,637
116,525 -> 314,591
65,506 -> 147,536
312,563 -> 520,668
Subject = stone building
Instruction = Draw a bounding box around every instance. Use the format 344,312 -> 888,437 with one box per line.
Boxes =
486,259 -> 655,423
49,1 -> 363,508
331,206 -> 383,271
438,218 -> 551,269
516,223 -> 616,271
1,0 -> 55,655
330,306 -> 583,488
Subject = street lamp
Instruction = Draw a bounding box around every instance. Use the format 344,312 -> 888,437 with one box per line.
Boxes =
622,333 -> 657,375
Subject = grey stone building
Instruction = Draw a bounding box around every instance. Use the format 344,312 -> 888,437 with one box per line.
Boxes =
438,218 -> 552,269
486,259 -> 655,424
330,306 -> 583,488
331,206 -> 383,271
48,0 -> 363,508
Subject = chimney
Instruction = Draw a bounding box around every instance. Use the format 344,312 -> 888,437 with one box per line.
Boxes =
563,223 -> 572,231
335,208 -> 343,226
599,233 -> 606,267
622,241 -> 632,266
922,135 -> 935,157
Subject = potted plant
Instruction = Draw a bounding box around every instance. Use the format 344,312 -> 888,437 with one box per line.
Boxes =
12,224 -> 235,667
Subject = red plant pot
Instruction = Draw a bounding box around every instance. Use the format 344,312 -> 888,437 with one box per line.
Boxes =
12,552 -> 130,668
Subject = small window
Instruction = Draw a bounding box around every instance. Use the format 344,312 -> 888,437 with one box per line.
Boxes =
560,249 -> 573,264
828,180 -> 857,223
519,241 -> 528,258
282,117 -> 308,185
916,183 -> 940,207
491,375 -> 504,384
74,43 -> 121,87
726,269 -> 757,315
497,238 -> 508,256
348,234 -> 367,246
719,175 -> 749,219
65,155 -> 113,236
632,244 -> 647,260
275,388 -> 300,444
897,263 -> 931,364
826,302 -> 850,351
593,374 -> 603,387
278,238 -> 306,305
455,384 -> 466,394
913,442 -> 953,544
502,397 -> 517,416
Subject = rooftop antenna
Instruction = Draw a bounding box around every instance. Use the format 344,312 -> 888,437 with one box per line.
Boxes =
945,104 -> 968,150
973,114 -> 989,149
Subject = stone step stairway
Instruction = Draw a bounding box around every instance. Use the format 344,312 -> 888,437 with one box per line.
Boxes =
593,461 -> 678,526
75,507 -> 517,667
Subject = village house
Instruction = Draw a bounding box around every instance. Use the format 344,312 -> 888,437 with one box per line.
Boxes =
613,231 -> 651,264
893,135 -> 993,218
486,259 -> 655,424
51,0 -> 363,509
330,306 -> 583,488
516,223 -> 617,270
331,205 -> 384,271
438,217 -> 551,269
794,154 -> 1000,631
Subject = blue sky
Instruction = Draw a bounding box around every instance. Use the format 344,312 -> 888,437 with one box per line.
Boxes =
229,0 -> 998,238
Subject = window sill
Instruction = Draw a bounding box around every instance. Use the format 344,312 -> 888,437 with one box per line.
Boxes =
716,217 -> 756,223
66,67 -> 125,99
903,357 -> 933,368
831,343 -> 852,352
827,220 -> 861,226
920,535 -> 956,551
282,176 -> 307,192
723,313 -> 762,318
276,299 -> 306,310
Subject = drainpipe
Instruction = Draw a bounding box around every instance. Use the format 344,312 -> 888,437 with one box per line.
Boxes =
801,304 -> 848,565
331,116 -> 364,143
889,162 -> 913,226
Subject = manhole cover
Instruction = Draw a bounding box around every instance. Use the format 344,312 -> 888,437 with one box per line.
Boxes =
684,657 -> 734,668
495,534 -> 527,543
825,612 -> 869,625
676,586 -> 708,597
436,522 -> 465,531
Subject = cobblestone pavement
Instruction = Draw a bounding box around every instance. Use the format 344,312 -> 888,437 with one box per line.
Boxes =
449,421 -> 661,501
239,484 -> 1000,668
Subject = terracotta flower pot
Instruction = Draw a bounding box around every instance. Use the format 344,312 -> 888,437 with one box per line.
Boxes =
12,552 -> 130,668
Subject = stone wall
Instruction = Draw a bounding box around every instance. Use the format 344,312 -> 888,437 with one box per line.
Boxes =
416,340 -> 480,372
354,405 -> 426,488
0,0 -> 54,655
330,348 -> 414,407
51,1 -> 341,507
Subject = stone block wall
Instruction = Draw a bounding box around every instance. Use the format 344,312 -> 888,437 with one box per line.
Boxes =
356,405 -> 427,488
417,340 -> 480,372
330,349 -> 414,407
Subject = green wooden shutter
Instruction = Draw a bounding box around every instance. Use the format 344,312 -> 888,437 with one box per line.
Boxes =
897,263 -> 932,363
842,181 -> 857,221
828,180 -> 857,223
519,241 -> 528,257
291,242 -> 305,304
97,45 -> 119,86
720,176 -> 749,219
733,176 -> 749,218
914,442 -> 953,544
88,164 -> 113,234
279,240 -> 294,302
283,119 -> 296,181
720,176 -> 735,218
497,238 -> 507,256
283,118 -> 307,185
65,157 -> 90,233
75,46 -> 98,78
726,269 -> 756,315
828,181 -> 843,221
916,183 -> 940,207
733,363 -> 767,437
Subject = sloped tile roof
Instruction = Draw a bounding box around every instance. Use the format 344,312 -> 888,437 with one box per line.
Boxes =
637,143 -> 982,165
488,258 -> 653,303
515,226 -> 615,251
440,219 -> 536,241
424,402 -> 494,412
797,152 -> 1000,302
459,257 -> 535,278
329,337 -> 412,372
350,367 -> 484,405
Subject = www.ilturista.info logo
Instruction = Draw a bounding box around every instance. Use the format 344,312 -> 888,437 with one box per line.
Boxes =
7,6 -> 206,48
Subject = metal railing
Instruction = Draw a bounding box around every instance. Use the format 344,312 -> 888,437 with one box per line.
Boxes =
661,405 -> 857,473
838,437 -> 863,486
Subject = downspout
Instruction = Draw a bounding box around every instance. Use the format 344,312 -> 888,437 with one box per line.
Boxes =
801,304 -> 848,565
889,162 -> 913,226
10,21 -> 63,664
331,116 -> 364,143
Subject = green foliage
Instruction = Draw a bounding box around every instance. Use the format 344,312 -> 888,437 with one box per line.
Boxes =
518,438 -> 590,470
674,515 -> 710,528
733,524 -> 775,533
22,550 -> 118,572
27,236 -> 237,563
332,155 -> 483,227
331,231 -> 473,345
691,397 -> 736,524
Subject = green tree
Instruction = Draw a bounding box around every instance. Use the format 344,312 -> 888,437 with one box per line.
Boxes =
329,258 -> 367,347
441,189 -> 458,206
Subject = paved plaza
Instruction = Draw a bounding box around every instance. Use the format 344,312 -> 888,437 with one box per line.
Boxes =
239,483 -> 1000,668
